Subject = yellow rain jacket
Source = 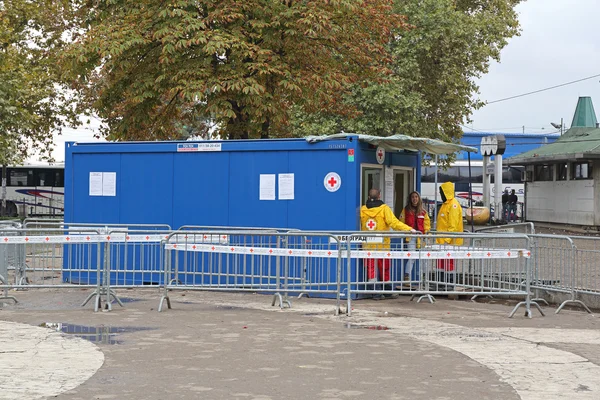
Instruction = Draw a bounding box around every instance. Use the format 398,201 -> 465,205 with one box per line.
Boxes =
360,201 -> 412,250
436,182 -> 464,245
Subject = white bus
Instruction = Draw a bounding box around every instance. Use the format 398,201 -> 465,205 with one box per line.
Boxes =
420,160 -> 524,219
1,164 -> 64,217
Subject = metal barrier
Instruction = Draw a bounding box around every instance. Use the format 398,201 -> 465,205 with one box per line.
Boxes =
344,231 -> 540,318
0,228 -> 106,310
159,230 -> 343,314
527,234 -> 591,314
475,222 -> 535,235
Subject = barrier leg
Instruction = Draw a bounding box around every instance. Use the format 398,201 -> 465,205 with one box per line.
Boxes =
508,300 -> 545,318
555,299 -> 592,314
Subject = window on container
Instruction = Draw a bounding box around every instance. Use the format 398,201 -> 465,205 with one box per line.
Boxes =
572,161 -> 593,180
557,163 -> 568,181
534,164 -> 554,181
490,166 -> 522,184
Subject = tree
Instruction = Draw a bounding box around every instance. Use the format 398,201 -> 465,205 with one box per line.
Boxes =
0,0 -> 77,163
63,0 -> 408,140
289,0 -> 522,144
0,0 -> 77,215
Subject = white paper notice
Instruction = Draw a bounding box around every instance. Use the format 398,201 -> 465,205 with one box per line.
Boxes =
384,167 -> 394,207
259,174 -> 276,200
89,172 -> 103,196
102,172 -> 117,196
278,173 -> 294,200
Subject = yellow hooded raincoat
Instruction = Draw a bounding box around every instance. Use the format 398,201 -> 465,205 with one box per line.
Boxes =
436,182 -> 464,246
360,203 -> 412,250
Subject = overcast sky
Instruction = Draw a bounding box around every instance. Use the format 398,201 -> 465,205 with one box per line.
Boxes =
41,0 -> 600,163
468,0 -> 600,134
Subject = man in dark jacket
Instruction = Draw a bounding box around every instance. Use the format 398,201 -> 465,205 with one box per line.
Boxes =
508,189 -> 518,222
501,189 -> 509,221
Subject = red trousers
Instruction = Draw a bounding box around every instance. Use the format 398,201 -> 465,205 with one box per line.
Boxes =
365,259 -> 391,281
437,259 -> 455,272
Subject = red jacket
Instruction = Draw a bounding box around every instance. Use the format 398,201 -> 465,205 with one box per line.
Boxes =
399,209 -> 430,234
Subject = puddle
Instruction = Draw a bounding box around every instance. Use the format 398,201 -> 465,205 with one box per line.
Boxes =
40,323 -> 153,345
118,297 -> 143,304
345,324 -> 390,331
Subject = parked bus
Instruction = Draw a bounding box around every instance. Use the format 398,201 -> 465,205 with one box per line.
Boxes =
420,160 -> 524,218
1,164 -> 64,217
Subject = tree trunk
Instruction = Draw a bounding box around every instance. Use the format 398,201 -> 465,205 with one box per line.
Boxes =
1,164 -> 6,217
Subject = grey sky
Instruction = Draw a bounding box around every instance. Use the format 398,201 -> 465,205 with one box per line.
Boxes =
42,0 -> 600,162
469,0 -> 600,134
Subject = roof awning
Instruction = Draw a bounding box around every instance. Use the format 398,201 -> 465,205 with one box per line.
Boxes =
305,133 -> 477,155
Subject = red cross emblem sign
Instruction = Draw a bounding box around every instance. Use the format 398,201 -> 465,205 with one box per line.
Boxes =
366,218 -> 377,231
376,146 -> 385,165
324,172 -> 341,192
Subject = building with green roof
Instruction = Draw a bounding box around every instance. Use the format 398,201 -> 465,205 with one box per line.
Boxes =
507,97 -> 600,226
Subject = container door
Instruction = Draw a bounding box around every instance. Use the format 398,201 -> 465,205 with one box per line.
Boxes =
393,169 -> 413,216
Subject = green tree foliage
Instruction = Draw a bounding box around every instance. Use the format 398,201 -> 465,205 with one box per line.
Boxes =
290,0 -> 522,143
63,0 -> 408,140
0,0 -> 77,164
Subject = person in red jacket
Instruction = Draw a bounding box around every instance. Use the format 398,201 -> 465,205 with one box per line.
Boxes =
399,191 -> 430,287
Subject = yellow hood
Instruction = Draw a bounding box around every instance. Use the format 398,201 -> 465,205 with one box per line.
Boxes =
360,205 -> 386,218
440,182 -> 455,201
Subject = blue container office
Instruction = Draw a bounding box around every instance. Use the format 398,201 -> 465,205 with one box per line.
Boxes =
64,135 -> 463,296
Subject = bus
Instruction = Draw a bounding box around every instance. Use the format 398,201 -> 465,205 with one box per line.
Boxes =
420,160 -> 524,218
1,164 -> 64,217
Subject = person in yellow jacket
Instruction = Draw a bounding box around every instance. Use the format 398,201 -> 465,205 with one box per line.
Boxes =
360,189 -> 417,292
436,181 -> 464,272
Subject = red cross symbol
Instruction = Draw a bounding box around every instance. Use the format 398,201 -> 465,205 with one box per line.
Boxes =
45,237 -> 49,241
527,251 -> 531,257
507,251 -> 511,256
288,250 -> 293,255
3,238 -> 7,242
367,252 -> 371,257
66,237 -> 70,241
366,219 -> 376,231
377,149 -> 384,159
106,236 -> 111,241
173,244 -> 177,248
184,235 -> 188,239
387,252 -> 391,257
250,248 -> 254,253
269,249 -> 273,254
327,251 -> 332,256
211,246 -> 215,251
447,252 -> 451,257
126,236 -> 130,241
86,236 -> 90,241
427,253 -> 431,257
407,252 -> 411,257
164,235 -> 169,240
327,177 -> 337,187
192,245 -> 197,250
487,252 -> 491,257
222,235 -> 227,239
146,236 -> 150,240
25,237 -> 29,242
203,235 -> 208,240
467,253 -> 471,257
230,247 -> 235,252
308,251 -> 313,255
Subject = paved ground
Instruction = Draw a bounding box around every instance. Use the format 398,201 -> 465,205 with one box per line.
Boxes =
1,288 -> 600,400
